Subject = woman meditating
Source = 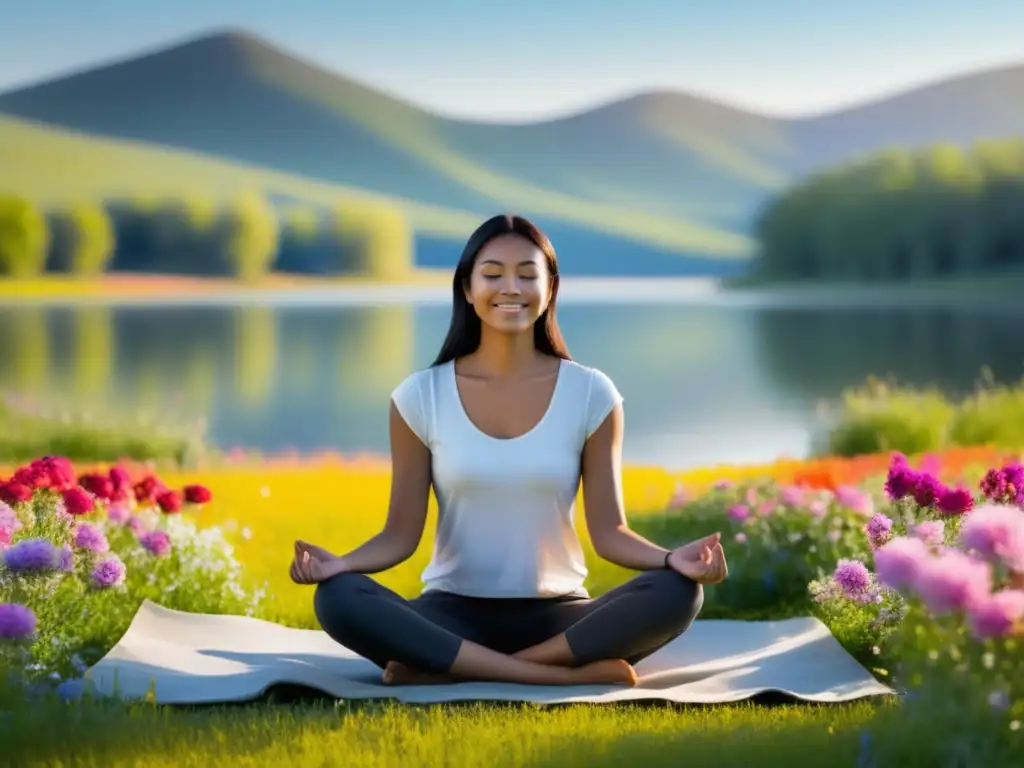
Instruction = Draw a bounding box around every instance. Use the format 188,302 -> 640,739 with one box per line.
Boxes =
289,214 -> 729,688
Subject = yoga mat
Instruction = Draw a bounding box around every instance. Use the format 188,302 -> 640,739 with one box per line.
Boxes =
84,600 -> 895,706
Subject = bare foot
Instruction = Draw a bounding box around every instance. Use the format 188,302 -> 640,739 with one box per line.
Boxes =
571,659 -> 639,687
382,661 -> 452,686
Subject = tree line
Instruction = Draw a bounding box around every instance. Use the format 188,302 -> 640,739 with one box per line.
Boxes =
0,191 -> 414,281
753,138 -> 1024,281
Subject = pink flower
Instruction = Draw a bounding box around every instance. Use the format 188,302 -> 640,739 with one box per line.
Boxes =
865,514 -> 894,548
727,504 -> 750,522
0,482 -> 33,505
960,503 -> 1024,572
139,530 -> 172,557
757,501 -> 776,516
780,486 -> 805,507
835,486 -> 873,516
125,515 -> 146,535
734,532 -> 748,544
911,520 -> 946,548
912,473 -> 946,508
156,490 -> 182,514
914,548 -> 992,615
874,536 -> 930,591
0,502 -> 22,548
968,589 -> 1024,639
884,454 -> 918,500
106,501 -> 131,524
808,500 -> 827,518
61,487 -> 96,516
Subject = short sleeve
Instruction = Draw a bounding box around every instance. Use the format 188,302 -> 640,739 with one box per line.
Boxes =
390,370 -> 430,446
584,367 -> 624,439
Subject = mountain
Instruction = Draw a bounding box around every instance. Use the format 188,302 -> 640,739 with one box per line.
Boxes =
1,28 -> 1022,269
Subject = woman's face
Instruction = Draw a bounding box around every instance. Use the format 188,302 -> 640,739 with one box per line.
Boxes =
464,234 -> 552,336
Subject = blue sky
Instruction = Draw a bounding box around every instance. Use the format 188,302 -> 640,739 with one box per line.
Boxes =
2,0 -> 1021,121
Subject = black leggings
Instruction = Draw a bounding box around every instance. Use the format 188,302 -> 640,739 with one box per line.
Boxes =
313,569 -> 703,674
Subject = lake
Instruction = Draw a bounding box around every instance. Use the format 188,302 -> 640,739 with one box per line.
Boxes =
2,281 -> 1023,469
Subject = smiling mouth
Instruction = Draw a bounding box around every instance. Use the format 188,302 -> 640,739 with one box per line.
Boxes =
494,303 -> 527,312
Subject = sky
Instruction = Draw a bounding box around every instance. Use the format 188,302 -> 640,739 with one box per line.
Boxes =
1,0 -> 1022,122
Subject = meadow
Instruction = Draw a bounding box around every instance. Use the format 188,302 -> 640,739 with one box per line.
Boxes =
3,447 -> 1024,767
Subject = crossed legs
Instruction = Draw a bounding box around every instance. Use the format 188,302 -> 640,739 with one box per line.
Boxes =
313,569 -> 703,687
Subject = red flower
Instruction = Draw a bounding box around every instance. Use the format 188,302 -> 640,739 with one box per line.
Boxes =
0,482 -> 33,505
156,490 -> 183,514
108,466 -> 133,502
78,472 -> 114,501
133,475 -> 165,505
12,456 -> 76,491
62,487 -> 96,516
183,485 -> 212,505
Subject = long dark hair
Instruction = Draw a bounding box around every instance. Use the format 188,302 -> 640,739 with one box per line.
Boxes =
431,214 -> 571,366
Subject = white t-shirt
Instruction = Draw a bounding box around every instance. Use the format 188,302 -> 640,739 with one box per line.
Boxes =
390,358 -> 623,599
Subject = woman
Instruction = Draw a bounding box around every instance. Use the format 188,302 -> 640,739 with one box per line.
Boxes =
290,214 -> 728,688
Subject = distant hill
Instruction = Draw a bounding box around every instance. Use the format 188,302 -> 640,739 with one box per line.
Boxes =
1,28 -> 1022,273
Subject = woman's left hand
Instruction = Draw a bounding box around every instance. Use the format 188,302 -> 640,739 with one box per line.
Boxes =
289,541 -> 346,585
666,533 -> 729,585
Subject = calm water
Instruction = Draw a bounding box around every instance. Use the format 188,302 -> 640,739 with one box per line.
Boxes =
2,289 -> 1023,468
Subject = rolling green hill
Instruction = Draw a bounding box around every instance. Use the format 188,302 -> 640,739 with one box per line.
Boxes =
1,28 -> 1023,264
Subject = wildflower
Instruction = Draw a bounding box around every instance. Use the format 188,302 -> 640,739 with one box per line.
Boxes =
77,472 -> 114,501
727,504 -> 750,522
2,537 -> 61,572
734,532 -> 748,544
712,480 -> 734,491
73,523 -> 109,554
667,483 -> 687,509
108,466 -> 133,502
808,500 -> 827,518
106,501 -> 131,524
133,475 -> 165,505
12,456 -> 76,491
0,502 -> 22,547
981,468 -> 1011,504
960,503 -> 1024,571
912,473 -> 946,508
884,455 -> 918,501
915,548 -> 992,615
139,530 -> 172,557
967,589 -> 1024,639
61,487 -> 96,517
0,482 -> 32,505
936,487 -> 974,516
835,486 -> 873,516
874,536 -> 929,591
833,559 -> 872,596
911,520 -> 945,548
865,514 -> 893,548
125,515 -> 146,535
780,486 -> 804,507
757,501 -> 776,516
0,603 -> 37,639
157,490 -> 183,514
89,556 -> 126,589
59,544 -> 75,572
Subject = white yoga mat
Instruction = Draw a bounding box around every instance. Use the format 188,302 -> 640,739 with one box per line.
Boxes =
84,599 -> 895,706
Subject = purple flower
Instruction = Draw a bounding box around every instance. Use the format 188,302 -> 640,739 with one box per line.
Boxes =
912,473 -> 946,508
960,503 -> 1024,571
915,548 -> 992,615
2,537 -> 61,572
727,504 -> 750,522
885,466 -> 918,501
911,520 -> 945,548
139,530 -> 172,557
0,603 -> 37,639
874,536 -> 929,591
125,515 -> 146,535
968,589 -> 1024,639
937,487 -> 974,516
833,559 -> 872,596
73,523 -> 110,554
106,501 -> 131,524
59,544 -> 75,572
865,514 -> 893,548
89,556 -> 126,589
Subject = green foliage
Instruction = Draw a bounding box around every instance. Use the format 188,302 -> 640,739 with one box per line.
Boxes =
221,191 -> 279,281
826,376 -> 1024,457
48,202 -> 116,275
0,399 -> 206,465
0,195 -> 49,277
331,197 -> 414,280
754,139 -> 1024,282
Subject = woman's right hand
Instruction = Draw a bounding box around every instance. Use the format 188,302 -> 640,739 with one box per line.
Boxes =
289,541 -> 346,585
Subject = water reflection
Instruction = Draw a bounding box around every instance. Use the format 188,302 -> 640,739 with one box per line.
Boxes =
1,300 -> 1023,468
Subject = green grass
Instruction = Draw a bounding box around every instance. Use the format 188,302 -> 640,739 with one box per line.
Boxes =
2,697 -> 885,768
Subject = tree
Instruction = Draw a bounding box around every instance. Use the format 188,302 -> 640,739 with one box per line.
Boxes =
220,192 -> 278,281
48,202 -> 116,276
0,196 -> 49,278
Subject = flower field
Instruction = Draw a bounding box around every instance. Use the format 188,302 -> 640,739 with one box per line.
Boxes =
2,447 -> 1024,767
